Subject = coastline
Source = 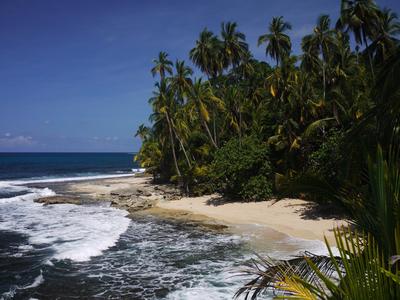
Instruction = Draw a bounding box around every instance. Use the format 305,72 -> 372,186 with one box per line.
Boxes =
36,175 -> 347,246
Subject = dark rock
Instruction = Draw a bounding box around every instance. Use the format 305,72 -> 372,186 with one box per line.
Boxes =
35,195 -> 82,205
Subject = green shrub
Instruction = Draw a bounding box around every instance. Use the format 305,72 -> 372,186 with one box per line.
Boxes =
210,136 -> 273,201
308,129 -> 344,183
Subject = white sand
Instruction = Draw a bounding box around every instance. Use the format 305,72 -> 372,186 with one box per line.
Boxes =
157,196 -> 347,244
66,176 -> 347,244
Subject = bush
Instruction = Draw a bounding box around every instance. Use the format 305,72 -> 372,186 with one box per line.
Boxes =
210,136 -> 273,201
308,129 -> 344,184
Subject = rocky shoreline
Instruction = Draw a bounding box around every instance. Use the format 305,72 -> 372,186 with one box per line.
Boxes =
34,175 -> 184,213
32,174 -> 347,244
32,175 -> 232,234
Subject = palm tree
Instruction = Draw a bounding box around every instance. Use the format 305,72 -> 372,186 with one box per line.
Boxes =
170,60 -> 193,103
368,8 -> 400,63
220,21 -> 249,69
167,61 -> 194,169
135,124 -> 150,141
189,29 -> 223,79
223,86 -> 244,140
336,0 -> 381,78
258,16 -> 292,66
151,51 -> 173,81
187,79 -> 224,149
302,15 -> 335,100
149,80 -> 181,178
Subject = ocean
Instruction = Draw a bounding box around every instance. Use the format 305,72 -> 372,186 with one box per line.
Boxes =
0,153 -> 327,299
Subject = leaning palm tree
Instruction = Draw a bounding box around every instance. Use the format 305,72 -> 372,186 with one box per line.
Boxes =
168,61 -> 194,169
220,21 -> 249,69
151,51 -> 173,81
302,15 -> 335,100
187,79 -> 224,149
258,16 -> 292,66
149,80 -> 181,178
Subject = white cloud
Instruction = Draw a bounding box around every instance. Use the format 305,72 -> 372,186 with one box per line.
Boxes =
0,135 -> 35,147
92,136 -> 119,142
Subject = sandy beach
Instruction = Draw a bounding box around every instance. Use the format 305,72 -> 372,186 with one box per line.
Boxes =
157,195 -> 346,244
42,175 -> 347,245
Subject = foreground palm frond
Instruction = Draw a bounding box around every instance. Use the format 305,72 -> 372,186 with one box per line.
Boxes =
236,227 -> 400,300
235,251 -> 339,300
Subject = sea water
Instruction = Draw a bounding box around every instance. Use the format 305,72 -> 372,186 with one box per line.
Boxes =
0,153 -> 328,299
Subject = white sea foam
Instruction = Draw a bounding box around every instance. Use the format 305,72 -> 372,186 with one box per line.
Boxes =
276,236 -> 340,258
0,187 -> 55,204
0,182 -> 131,262
10,172 -> 137,185
23,272 -> 44,289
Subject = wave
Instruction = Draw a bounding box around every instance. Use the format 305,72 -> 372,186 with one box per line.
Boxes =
23,272 -> 44,289
11,172 -> 140,185
0,187 -> 55,204
0,181 -> 131,262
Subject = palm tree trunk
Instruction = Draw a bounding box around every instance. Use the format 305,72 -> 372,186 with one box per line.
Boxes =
209,74 -> 219,148
202,119 -> 218,149
177,136 -> 192,168
321,45 -> 327,100
322,61 -> 326,100
333,102 -> 340,125
238,107 -> 242,145
213,110 -> 218,147
170,122 -> 193,168
363,31 -> 375,80
165,113 -> 181,177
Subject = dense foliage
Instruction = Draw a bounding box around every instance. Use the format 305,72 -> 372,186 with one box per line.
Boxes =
135,0 -> 400,297
136,0 -> 400,203
210,136 -> 273,201
236,144 -> 400,299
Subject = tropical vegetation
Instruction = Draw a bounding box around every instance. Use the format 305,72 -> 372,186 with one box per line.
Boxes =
136,0 -> 399,201
135,0 -> 400,297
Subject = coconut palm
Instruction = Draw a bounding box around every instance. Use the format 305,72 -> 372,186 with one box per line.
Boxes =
149,80 -> 181,178
223,86 -> 245,140
170,60 -> 193,103
189,29 -> 223,79
336,0 -> 381,78
187,79 -> 224,149
302,15 -> 335,100
220,21 -> 249,69
151,51 -> 173,81
258,16 -> 292,66
368,8 -> 400,63
135,124 -> 150,141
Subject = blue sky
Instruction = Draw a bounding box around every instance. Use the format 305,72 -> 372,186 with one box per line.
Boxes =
0,0 -> 399,152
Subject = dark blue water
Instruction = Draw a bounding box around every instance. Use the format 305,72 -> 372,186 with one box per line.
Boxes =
0,153 -> 256,299
0,152 -> 138,180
